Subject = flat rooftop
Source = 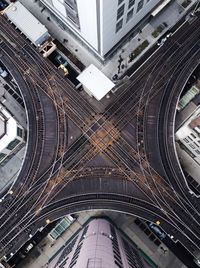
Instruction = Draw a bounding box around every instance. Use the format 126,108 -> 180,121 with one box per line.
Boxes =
77,64 -> 115,101
4,2 -> 48,45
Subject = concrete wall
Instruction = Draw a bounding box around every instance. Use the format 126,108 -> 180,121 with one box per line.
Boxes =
76,0 -> 98,51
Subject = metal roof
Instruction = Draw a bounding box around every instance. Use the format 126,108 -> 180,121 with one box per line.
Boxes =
178,85 -> 200,111
4,2 -> 48,45
77,64 -> 115,101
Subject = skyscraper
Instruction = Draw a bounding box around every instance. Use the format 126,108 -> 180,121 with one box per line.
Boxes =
39,0 -> 166,60
49,218 -> 147,268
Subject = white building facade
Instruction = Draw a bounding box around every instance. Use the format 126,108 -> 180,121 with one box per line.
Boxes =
0,105 -> 25,166
40,0 -> 164,59
176,107 -> 200,164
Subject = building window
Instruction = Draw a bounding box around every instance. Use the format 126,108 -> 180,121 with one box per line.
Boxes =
116,19 -> 123,33
0,153 -> 6,162
114,260 -> 123,268
128,0 -> 135,9
17,127 -> 23,138
64,0 -> 74,10
69,261 -> 77,268
196,149 -> 200,154
67,12 -> 79,25
137,0 -> 144,12
194,127 -> 200,134
191,133 -> 196,139
7,139 -> 20,150
126,8 -> 134,22
183,138 -> 189,143
189,144 -> 195,149
118,0 -> 124,5
117,4 -> 125,20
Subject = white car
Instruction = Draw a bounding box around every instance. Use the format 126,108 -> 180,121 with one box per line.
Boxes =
194,259 -> 200,267
157,37 -> 167,46
0,67 -> 8,78
166,33 -> 172,38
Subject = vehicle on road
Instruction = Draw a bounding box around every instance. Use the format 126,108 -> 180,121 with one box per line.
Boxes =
162,22 -> 168,27
194,258 -> 200,267
0,67 -> 8,78
157,37 -> 167,46
157,31 -> 172,46
149,222 -> 166,240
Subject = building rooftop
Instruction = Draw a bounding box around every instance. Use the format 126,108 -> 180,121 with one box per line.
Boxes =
4,2 -> 49,46
77,64 -> 115,101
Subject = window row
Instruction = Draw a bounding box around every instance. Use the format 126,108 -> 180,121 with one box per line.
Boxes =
0,153 -> 6,162
117,0 -> 143,21
116,0 -> 145,32
137,0 -> 144,12
17,127 -> 23,138
118,0 -> 135,9
117,4 -> 125,20
116,8 -> 133,33
183,135 -> 199,143
7,138 -> 20,151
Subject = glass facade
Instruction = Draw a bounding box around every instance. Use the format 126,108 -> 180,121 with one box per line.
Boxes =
49,216 -> 74,240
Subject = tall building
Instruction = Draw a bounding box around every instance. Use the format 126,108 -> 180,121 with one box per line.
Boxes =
176,109 -> 200,161
175,83 -> 200,193
48,218 -> 147,268
39,0 -> 165,60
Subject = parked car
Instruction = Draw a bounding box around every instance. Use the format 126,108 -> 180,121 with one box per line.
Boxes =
162,22 -> 168,27
149,223 -> 166,240
0,67 -> 8,78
